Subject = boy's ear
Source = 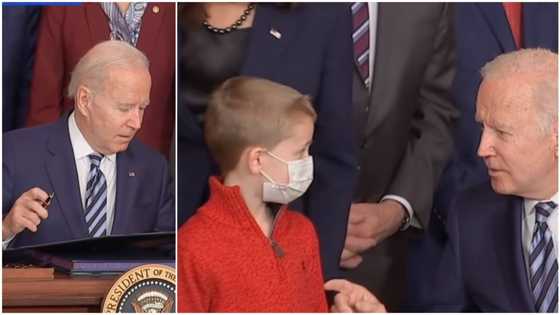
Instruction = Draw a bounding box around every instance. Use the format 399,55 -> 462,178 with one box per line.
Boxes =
246,146 -> 265,175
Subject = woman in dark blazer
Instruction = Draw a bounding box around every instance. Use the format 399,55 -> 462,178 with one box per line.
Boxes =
178,3 -> 355,280
25,3 -> 175,158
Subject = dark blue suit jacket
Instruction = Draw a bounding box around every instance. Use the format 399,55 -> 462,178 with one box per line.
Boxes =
436,3 -> 558,216
177,4 -> 355,279
2,6 -> 40,132
3,113 -> 175,249
420,182 -> 535,312
409,5 -> 558,309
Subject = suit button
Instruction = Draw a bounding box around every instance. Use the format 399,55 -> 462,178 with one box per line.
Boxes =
356,165 -> 361,171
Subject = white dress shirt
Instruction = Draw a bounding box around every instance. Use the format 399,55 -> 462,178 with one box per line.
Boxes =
69,113 -> 117,234
367,2 -> 378,88
522,193 -> 558,282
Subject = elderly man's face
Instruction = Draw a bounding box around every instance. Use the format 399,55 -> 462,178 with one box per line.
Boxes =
86,65 -> 151,155
476,76 -> 557,199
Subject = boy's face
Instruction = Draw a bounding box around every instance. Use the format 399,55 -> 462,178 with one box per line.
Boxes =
260,116 -> 314,185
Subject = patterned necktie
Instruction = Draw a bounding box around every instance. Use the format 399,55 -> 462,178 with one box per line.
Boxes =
85,154 -> 108,237
352,2 -> 370,87
529,201 -> 558,312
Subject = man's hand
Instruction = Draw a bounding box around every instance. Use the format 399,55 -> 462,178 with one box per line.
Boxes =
3,187 -> 49,240
340,248 -> 363,269
324,279 -> 386,313
340,200 -> 406,268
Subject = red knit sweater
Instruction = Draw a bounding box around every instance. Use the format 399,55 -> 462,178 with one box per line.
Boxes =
178,177 -> 328,312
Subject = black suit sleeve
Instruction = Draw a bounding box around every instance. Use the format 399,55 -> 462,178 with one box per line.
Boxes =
386,3 -> 459,227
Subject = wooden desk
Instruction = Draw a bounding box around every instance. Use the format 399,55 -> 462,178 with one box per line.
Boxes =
3,270 -> 118,313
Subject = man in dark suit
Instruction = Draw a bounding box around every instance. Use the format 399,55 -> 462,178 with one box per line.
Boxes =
420,48 -> 558,312
2,41 -> 174,249
25,3 -> 175,158
341,3 -> 458,310
436,2 -> 558,220
407,4 -> 559,309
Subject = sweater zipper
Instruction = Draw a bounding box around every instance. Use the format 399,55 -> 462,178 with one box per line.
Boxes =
269,207 -> 285,258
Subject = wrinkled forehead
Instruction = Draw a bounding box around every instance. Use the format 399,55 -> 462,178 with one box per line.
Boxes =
100,64 -> 150,90
105,62 -> 150,81
476,77 -> 535,123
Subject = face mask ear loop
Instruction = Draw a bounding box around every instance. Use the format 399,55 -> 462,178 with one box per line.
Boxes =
261,150 -> 293,184
265,150 -> 289,164
259,168 -> 279,185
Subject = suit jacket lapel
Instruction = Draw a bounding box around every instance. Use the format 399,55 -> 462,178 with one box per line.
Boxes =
84,3 -> 110,44
496,197 -> 535,311
110,146 -> 139,235
136,3 -> 169,58
363,3 -> 401,137
242,5 -> 298,78
478,3 -> 517,53
511,198 -> 536,311
45,114 -> 89,238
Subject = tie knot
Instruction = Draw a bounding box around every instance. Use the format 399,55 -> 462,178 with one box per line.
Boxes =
88,153 -> 103,167
535,201 -> 557,223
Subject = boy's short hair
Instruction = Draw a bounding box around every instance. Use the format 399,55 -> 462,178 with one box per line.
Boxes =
205,76 -> 317,174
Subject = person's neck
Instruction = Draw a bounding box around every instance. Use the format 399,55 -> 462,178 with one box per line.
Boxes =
525,177 -> 557,201
117,2 -> 130,14
204,3 -> 254,29
540,186 -> 558,201
74,113 -> 103,156
541,170 -> 558,200
224,172 -> 273,236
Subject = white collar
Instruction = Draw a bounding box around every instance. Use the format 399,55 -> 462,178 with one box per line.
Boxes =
524,192 -> 558,217
68,112 -> 115,162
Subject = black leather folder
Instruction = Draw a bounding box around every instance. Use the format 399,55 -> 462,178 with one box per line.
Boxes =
3,232 -> 175,275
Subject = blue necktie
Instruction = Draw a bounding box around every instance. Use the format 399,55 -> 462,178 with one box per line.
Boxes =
85,154 -> 108,237
529,201 -> 558,312
351,2 -> 370,87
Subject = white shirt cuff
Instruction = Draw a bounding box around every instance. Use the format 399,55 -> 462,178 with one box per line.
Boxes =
381,195 -> 422,230
3,234 -> 15,250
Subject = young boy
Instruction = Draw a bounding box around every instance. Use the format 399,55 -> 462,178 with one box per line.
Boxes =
178,76 -> 384,312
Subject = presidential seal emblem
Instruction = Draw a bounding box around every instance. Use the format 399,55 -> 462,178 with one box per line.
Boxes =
102,264 -> 176,313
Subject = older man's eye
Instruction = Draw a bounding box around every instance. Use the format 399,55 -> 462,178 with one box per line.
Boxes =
496,129 -> 511,138
118,104 -> 133,112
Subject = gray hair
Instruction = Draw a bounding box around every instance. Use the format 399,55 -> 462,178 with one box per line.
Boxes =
67,40 -> 150,98
480,48 -> 558,134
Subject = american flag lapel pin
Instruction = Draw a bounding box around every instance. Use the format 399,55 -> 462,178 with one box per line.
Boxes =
270,28 -> 282,39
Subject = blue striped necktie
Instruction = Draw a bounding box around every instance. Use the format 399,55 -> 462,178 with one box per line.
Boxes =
529,201 -> 558,312
352,2 -> 370,88
85,153 -> 108,237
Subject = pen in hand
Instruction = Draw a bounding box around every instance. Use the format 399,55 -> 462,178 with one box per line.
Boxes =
41,192 -> 55,209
